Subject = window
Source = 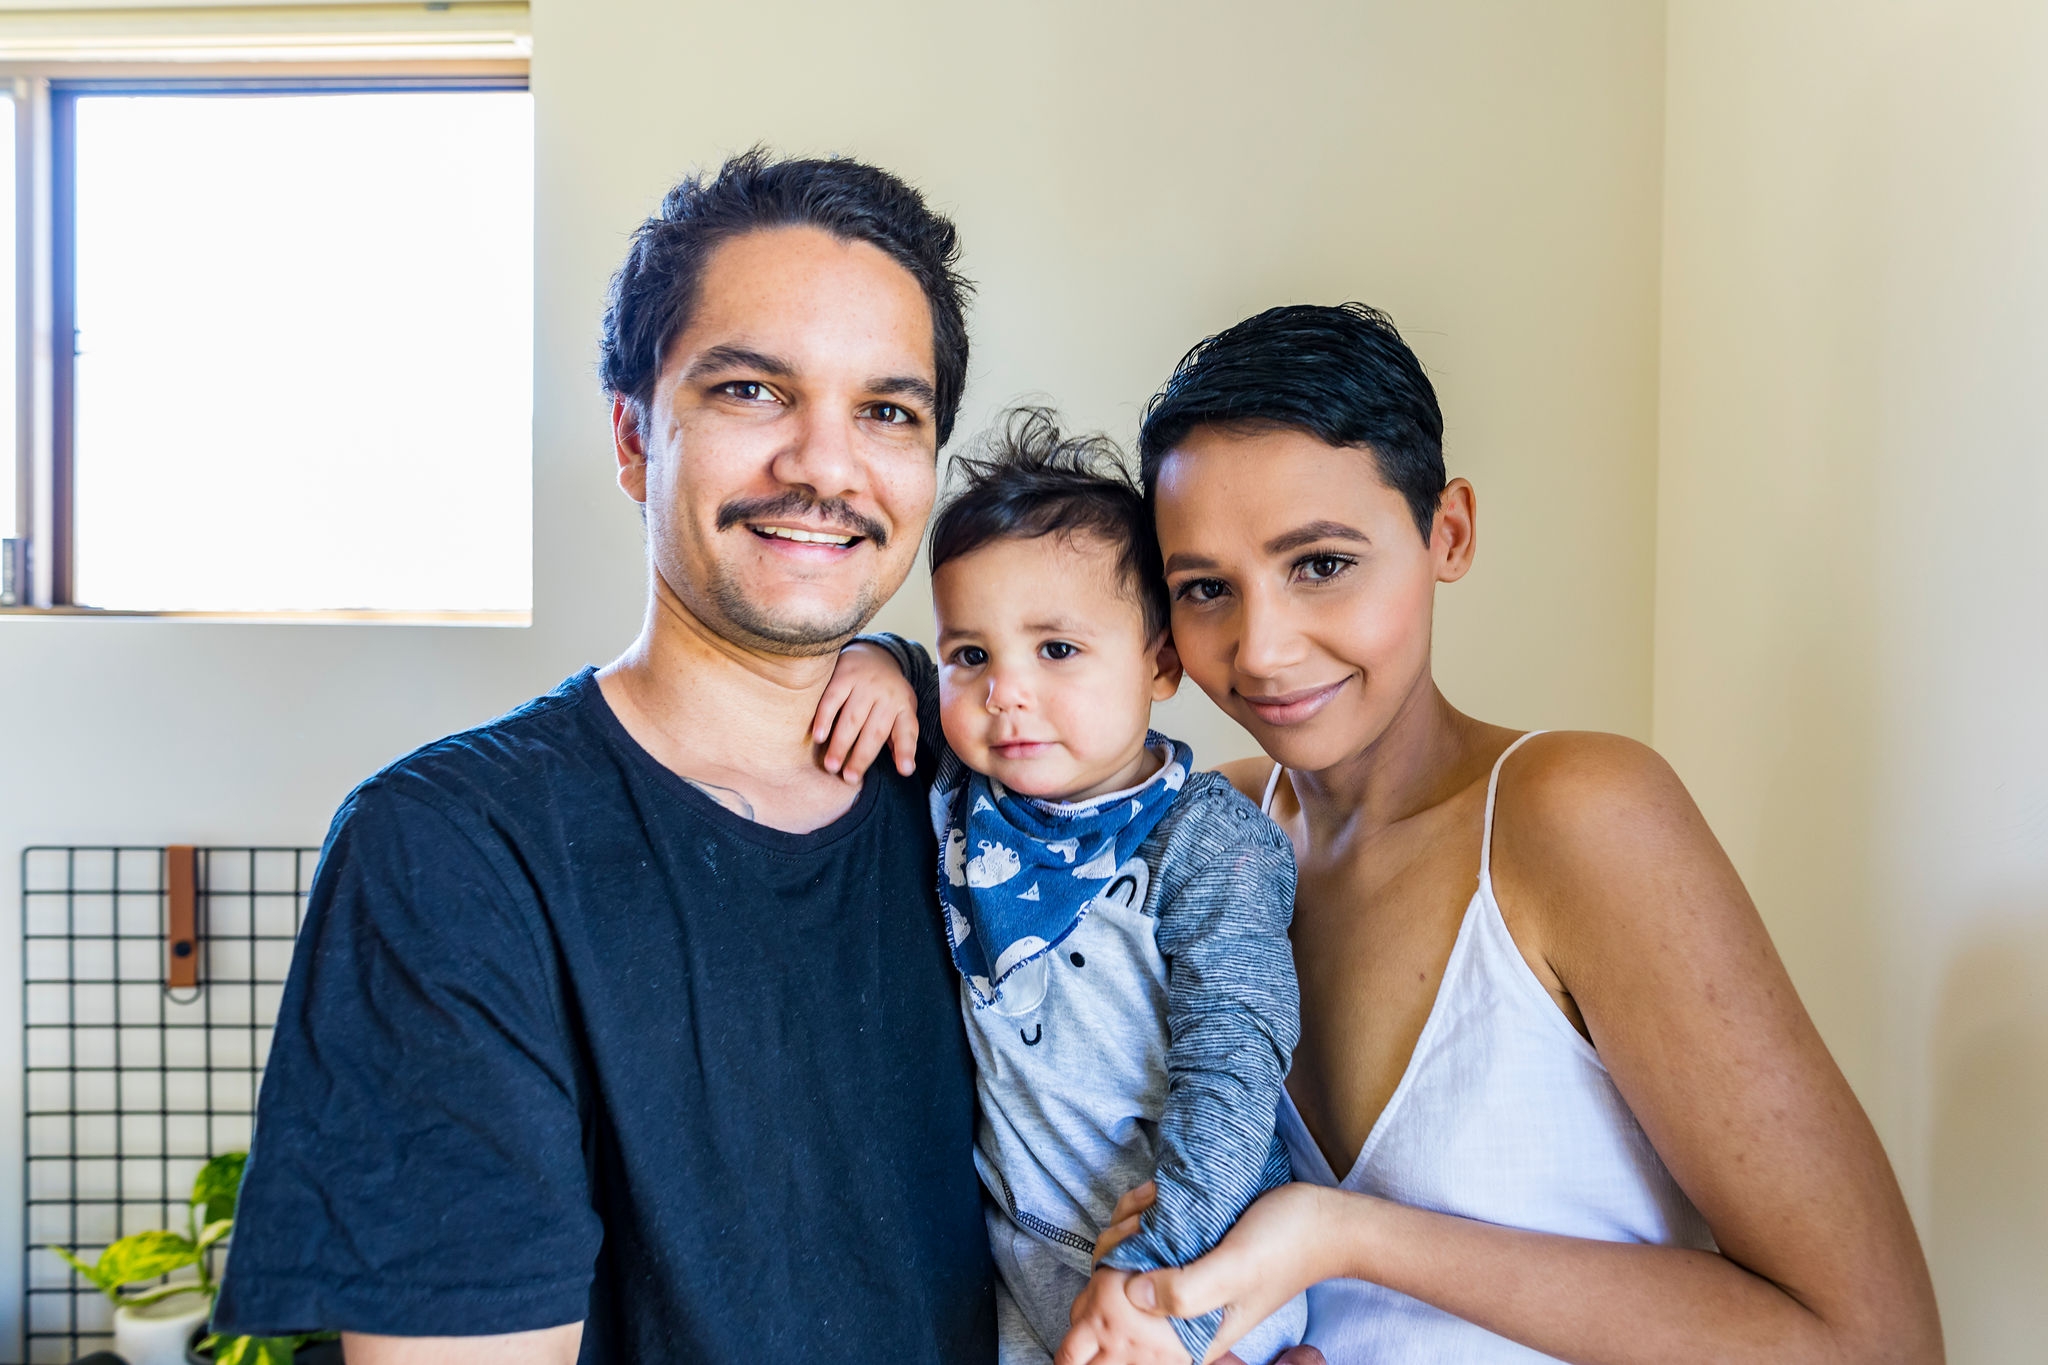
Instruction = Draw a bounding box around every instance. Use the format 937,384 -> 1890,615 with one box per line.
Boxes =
4,74 -> 532,620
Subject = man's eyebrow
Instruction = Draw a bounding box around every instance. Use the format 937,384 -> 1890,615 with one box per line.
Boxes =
1264,520 -> 1372,555
684,344 -> 795,380
868,375 -> 939,410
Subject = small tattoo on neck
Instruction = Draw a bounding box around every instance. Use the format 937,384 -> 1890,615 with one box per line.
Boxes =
686,778 -> 756,822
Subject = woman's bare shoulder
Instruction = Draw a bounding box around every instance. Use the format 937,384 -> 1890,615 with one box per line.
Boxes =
1211,754 -> 1277,806
1487,730 -> 1718,933
1497,730 -> 1693,847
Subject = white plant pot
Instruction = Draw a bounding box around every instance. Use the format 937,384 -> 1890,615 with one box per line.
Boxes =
113,1290 -> 213,1365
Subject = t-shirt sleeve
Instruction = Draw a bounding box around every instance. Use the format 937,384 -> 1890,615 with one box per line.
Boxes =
856,632 -> 943,765
213,778 -> 599,1337
1099,794 -> 1300,1346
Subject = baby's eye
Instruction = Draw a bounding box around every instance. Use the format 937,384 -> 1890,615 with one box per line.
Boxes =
1040,641 -> 1078,661
1174,578 -> 1230,603
950,645 -> 988,668
1297,554 -> 1354,583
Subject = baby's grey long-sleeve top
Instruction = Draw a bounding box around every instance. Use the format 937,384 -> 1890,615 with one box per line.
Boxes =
864,634 -> 1303,1359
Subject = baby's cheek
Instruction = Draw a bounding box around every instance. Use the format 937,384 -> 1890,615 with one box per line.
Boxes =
937,694 -> 988,767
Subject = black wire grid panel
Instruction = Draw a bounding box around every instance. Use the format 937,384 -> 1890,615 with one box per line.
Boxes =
20,846 -> 317,1365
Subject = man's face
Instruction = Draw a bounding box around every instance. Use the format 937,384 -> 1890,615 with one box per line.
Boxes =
615,225 -> 941,656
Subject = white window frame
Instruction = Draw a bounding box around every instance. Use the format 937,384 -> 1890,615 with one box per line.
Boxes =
0,39 -> 529,623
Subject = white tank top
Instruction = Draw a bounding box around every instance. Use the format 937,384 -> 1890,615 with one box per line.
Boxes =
1263,732 -> 1714,1362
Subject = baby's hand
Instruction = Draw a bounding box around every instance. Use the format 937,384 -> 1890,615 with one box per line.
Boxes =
812,640 -> 920,785
1056,1267 -> 1189,1365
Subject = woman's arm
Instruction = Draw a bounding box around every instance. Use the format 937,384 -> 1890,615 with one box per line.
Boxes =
1121,734 -> 1941,1365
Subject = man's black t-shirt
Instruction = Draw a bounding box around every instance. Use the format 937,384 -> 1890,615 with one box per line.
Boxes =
216,669 -> 996,1362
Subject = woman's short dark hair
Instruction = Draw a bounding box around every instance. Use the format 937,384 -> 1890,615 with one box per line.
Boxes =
930,408 -> 1168,638
599,147 -> 974,446
1137,302 -> 1447,542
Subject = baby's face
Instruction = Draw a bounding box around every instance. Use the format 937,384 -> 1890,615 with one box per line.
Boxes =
932,533 -> 1180,802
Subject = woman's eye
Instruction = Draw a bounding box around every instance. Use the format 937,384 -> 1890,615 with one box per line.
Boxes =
1040,641 -> 1078,661
1174,578 -> 1229,603
952,646 -> 988,668
1298,554 -> 1353,583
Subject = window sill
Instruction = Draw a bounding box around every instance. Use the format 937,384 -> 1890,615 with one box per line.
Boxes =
0,606 -> 530,626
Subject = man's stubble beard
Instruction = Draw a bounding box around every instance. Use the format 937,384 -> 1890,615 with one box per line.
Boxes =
697,557 -> 882,657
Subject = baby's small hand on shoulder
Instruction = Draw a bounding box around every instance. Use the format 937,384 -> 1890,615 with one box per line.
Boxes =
812,640 -> 920,785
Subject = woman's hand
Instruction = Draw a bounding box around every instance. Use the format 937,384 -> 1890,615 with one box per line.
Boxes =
1085,1180 -> 1335,1365
810,640 -> 919,784
1121,1183 -> 1342,1363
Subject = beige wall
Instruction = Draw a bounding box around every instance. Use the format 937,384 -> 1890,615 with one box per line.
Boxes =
1656,3 -> 2048,1360
540,0 -> 1669,758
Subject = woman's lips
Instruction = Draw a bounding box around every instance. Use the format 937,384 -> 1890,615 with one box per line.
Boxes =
1238,678 -> 1349,727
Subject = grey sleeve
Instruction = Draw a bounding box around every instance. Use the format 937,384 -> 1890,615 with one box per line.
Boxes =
853,632 -> 942,766
1101,797 -> 1301,1283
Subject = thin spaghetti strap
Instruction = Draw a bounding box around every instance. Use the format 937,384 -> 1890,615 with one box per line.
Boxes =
1261,762 -> 1285,816
1480,731 -> 1548,882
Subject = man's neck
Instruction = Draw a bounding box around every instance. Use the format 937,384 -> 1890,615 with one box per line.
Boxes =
596,573 -> 863,833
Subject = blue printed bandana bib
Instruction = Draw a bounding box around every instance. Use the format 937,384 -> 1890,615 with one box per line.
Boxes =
931,733 -> 1192,1007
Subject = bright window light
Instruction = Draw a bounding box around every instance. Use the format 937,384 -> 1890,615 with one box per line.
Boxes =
70,89 -> 533,614
0,96 -> 16,538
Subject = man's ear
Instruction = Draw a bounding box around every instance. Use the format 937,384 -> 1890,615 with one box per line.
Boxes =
1432,478 -> 1477,583
613,396 -> 650,504
1149,630 -> 1184,702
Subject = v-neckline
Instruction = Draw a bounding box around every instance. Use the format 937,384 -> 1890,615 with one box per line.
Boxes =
1282,877 -> 1490,1188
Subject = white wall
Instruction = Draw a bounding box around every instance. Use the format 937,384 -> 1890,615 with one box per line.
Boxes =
1656,4 -> 2048,1360
0,0 -> 1673,1349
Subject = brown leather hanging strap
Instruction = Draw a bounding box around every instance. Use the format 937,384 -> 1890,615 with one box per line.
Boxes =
167,845 -> 199,991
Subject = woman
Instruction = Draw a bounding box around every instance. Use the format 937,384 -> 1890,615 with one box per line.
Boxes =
1069,305 -> 1941,1364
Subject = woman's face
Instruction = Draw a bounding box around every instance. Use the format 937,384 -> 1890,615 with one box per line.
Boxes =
1153,424 -> 1474,774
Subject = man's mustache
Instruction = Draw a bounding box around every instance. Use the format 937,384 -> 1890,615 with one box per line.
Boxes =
716,493 -> 889,549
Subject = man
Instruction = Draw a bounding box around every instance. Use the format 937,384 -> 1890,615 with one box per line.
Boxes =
215,150 -> 997,1364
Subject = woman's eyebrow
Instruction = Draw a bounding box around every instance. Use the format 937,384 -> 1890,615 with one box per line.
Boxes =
1264,520 -> 1372,555
1163,551 -> 1220,574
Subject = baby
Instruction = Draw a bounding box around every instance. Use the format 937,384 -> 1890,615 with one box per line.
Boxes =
814,409 -> 1308,1365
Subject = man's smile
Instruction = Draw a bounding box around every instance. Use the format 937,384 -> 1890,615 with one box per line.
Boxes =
749,522 -> 862,548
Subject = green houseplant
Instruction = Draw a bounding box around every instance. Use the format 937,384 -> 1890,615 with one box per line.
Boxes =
53,1152 -> 337,1365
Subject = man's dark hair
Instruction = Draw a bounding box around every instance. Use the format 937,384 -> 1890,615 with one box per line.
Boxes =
931,407 -> 1168,638
1137,302 -> 1447,542
600,147 -> 974,446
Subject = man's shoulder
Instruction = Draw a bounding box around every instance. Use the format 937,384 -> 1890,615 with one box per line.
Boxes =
346,669 -> 609,827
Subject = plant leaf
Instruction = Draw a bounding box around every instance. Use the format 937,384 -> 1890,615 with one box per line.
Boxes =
209,1335 -> 301,1365
195,1217 -> 235,1252
119,1280 -> 212,1308
97,1229 -> 201,1288
50,1245 -> 116,1296
191,1151 -> 249,1227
